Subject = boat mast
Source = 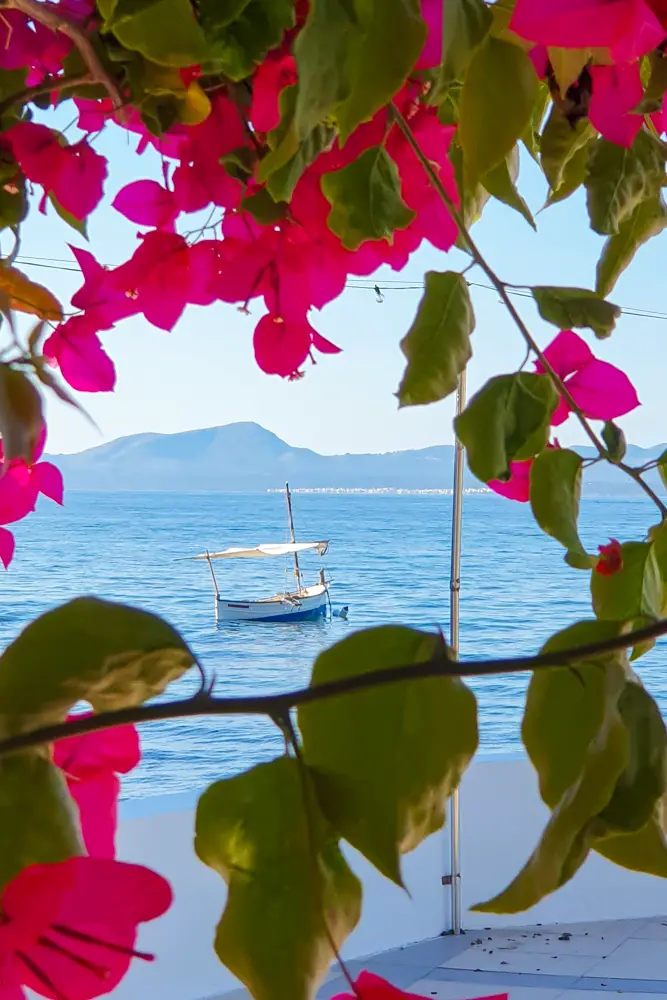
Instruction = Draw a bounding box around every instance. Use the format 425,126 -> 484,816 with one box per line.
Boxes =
285,482 -> 303,591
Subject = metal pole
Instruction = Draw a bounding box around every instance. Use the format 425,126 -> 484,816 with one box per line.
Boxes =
449,369 -> 466,935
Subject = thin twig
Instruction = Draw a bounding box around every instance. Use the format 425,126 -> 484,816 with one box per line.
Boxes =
1,615 -> 667,757
2,0 -> 124,112
0,72 -> 93,116
391,105 -> 667,519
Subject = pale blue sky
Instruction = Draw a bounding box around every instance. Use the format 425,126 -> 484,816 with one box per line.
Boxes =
16,115 -> 667,456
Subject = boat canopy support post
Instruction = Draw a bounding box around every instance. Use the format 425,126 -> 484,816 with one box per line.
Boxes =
447,369 -> 466,935
205,549 -> 220,601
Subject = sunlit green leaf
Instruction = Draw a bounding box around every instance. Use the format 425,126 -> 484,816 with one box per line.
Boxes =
0,753 -> 82,892
591,542 -> 662,623
644,51 -> 667,104
259,84 -> 335,202
195,758 -> 361,1000
531,286 -> 621,339
105,0 -> 164,25
197,0 -> 295,80
241,187 -> 287,225
459,36 -> 538,184
322,146 -> 415,251
97,0 -> 212,67
397,272 -> 474,407
449,144 -> 490,247
481,146 -> 535,229
299,626 -> 478,885
0,366 -> 43,465
545,135 -> 594,207
529,448 -> 594,566
438,0 -> 492,86
0,598 -> 194,738
455,372 -> 558,483
596,194 -> 667,298
522,82 -> 550,162
540,106 -> 594,193
335,0 -> 427,143
586,131 -> 667,236
50,195 -> 88,239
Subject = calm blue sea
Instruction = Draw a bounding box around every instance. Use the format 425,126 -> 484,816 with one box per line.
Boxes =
0,491 -> 663,798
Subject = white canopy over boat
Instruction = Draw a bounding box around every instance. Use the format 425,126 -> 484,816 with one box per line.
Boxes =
190,541 -> 329,561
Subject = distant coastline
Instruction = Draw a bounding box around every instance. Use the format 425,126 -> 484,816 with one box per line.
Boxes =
266,487 -> 491,495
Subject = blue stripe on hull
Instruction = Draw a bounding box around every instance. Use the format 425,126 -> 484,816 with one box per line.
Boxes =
250,605 -> 327,623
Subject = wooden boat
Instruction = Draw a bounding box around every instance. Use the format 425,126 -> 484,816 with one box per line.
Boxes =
189,484 -> 330,622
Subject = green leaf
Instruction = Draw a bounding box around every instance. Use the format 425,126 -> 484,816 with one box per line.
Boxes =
195,757 -> 361,1000
105,0 -> 164,25
602,421 -> 627,461
335,0 -> 427,143
299,626 -> 478,885
523,621 -> 628,807
644,51 -> 667,104
525,622 -> 667,879
455,372 -> 558,483
658,449 -> 667,492
291,0 -> 358,139
397,271 -> 475,407
481,146 -> 535,229
0,176 -> 27,232
259,84 -> 335,202
596,194 -> 667,298
545,135 -> 594,207
97,0 -> 212,67
529,448 -> 593,564
591,542 -> 663,623
0,366 -> 43,465
599,681 -> 667,834
0,753 -> 83,892
321,146 -> 415,251
0,598 -> 194,738
531,286 -> 621,339
197,0 -> 295,80
449,143 -> 490,241
477,647 -> 628,913
438,0 -> 493,85
240,187 -> 287,225
50,195 -> 88,238
522,82 -> 550,162
586,131 -> 667,236
459,36 -> 538,184
540,106 -> 594,193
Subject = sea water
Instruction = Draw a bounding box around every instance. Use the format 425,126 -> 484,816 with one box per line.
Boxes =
1,491 -> 662,797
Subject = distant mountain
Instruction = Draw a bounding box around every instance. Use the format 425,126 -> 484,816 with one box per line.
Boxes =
44,422 -> 667,495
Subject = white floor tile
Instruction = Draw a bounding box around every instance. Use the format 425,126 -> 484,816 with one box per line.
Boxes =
464,927 -> 628,958
558,992 -> 664,1000
441,946 -> 599,977
587,936 -> 667,979
408,980 -> 563,1000
629,917 -> 667,941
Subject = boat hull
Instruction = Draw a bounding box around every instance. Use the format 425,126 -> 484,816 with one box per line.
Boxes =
216,585 -> 328,623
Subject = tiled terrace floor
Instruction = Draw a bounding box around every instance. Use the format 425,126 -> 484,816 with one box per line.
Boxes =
220,916 -> 667,999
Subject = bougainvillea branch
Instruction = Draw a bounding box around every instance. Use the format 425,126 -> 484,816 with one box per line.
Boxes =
1,613 -> 666,758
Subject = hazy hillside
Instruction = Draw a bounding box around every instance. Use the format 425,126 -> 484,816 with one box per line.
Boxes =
45,422 -> 667,495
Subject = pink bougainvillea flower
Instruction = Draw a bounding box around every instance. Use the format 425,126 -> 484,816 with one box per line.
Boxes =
172,158 -> 242,212
0,857 -> 171,1000
55,141 -> 107,220
535,330 -> 639,426
589,63 -> 643,148
509,0 -> 665,64
54,716 -> 140,858
595,538 -> 624,575
112,180 -> 179,229
416,0 -> 444,68
488,458 -> 533,503
0,527 -> 15,569
332,972 -> 508,999
44,315 -> 116,393
110,230 -> 191,331
250,53 -> 297,132
0,12 -> 38,70
68,246 -> 138,331
74,98 -> 114,134
7,125 -> 107,220
253,313 -> 314,376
